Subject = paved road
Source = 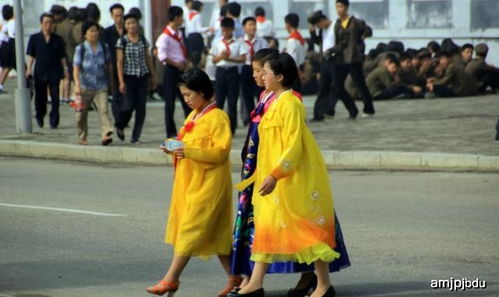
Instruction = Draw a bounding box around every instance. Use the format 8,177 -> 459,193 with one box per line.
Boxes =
1,157 -> 498,297
1,78 -> 498,156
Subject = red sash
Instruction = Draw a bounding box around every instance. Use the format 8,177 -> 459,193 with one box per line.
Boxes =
245,39 -> 255,57
222,38 -> 233,56
288,31 -> 305,46
163,26 -> 187,58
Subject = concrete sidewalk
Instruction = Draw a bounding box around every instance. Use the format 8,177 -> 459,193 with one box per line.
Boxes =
0,79 -> 498,171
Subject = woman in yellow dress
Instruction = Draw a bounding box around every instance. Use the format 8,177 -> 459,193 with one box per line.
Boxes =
147,68 -> 233,296
231,53 -> 340,297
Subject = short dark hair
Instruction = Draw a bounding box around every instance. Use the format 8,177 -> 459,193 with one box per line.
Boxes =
67,6 -> 79,21
168,6 -> 183,21
253,48 -> 279,65
123,13 -> 138,23
180,68 -> 214,100
86,3 -> 101,22
82,21 -> 99,37
267,53 -> 299,88
129,7 -> 142,20
221,17 -> 235,29
110,3 -> 125,14
461,43 -> 474,51
438,50 -> 453,59
285,13 -> 300,28
387,40 -> 405,55
308,10 -> 327,25
191,1 -> 203,12
227,2 -> 241,18
385,53 -> 400,67
336,0 -> 350,7
427,41 -> 441,53
40,13 -> 54,23
242,16 -> 256,26
399,52 -> 411,62
2,5 -> 13,21
255,7 -> 265,17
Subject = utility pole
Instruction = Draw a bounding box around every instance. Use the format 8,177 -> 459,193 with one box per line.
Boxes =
13,0 -> 32,134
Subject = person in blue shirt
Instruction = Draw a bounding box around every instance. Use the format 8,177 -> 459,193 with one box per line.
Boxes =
73,21 -> 114,146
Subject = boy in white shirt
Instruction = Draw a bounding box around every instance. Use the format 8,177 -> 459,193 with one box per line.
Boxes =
284,13 -> 307,92
211,17 -> 247,134
255,7 -> 275,38
240,16 -> 268,125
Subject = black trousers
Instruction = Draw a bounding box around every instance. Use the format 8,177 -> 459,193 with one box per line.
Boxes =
313,58 -> 337,120
333,63 -> 374,116
374,84 -> 411,100
433,84 -> 456,98
34,77 -> 60,128
216,66 -> 240,134
163,65 -> 191,138
117,75 -> 148,141
240,65 -> 259,124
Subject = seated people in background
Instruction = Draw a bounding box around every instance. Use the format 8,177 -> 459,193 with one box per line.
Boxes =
460,43 -> 474,66
366,54 -> 422,100
416,50 -> 434,87
426,51 -> 477,98
398,52 -> 418,86
465,43 -> 499,93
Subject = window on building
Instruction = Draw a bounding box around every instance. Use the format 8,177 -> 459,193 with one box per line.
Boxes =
407,0 -> 452,28
471,0 -> 499,30
289,0 -> 330,30
348,0 -> 389,29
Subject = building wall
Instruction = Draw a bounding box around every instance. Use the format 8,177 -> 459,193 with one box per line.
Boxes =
172,0 -> 499,66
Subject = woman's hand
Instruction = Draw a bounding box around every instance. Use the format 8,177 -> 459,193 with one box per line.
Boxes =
174,148 -> 185,160
259,175 -> 277,196
119,82 -> 126,94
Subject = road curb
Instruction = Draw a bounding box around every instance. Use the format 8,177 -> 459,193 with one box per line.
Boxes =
0,140 -> 498,172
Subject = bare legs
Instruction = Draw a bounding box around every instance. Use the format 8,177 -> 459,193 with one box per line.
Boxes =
238,261 -> 332,297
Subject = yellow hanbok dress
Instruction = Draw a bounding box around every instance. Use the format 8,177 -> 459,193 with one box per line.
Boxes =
245,90 -> 340,264
165,107 -> 233,259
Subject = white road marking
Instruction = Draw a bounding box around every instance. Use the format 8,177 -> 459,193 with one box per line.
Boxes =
0,202 -> 127,217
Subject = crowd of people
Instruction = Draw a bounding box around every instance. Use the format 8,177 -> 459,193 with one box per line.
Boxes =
0,0 -> 498,144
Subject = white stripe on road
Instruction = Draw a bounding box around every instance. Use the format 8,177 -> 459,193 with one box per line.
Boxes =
0,202 -> 127,217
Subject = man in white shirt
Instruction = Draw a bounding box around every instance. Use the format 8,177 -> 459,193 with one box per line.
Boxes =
211,17 -> 247,134
284,13 -> 307,92
240,16 -> 269,125
308,10 -> 338,122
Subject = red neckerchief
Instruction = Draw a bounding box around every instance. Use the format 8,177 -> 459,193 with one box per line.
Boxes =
222,37 -> 234,56
244,36 -> 256,57
288,30 -> 305,46
188,11 -> 198,21
256,16 -> 266,23
177,102 -> 218,141
163,26 -> 187,58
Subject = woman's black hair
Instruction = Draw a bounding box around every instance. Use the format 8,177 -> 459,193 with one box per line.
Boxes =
2,5 -> 13,21
129,7 -> 142,21
252,48 -> 279,65
123,13 -> 139,23
254,7 -> 265,17
180,68 -> 214,100
82,21 -> 99,37
267,53 -> 298,88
